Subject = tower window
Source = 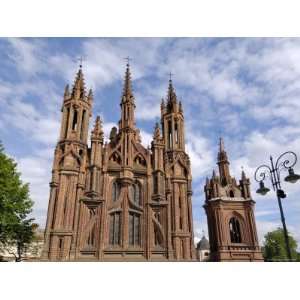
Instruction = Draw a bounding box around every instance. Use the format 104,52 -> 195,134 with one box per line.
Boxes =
65,108 -> 70,138
229,217 -> 242,243
175,122 -> 179,144
80,110 -> 86,140
72,110 -> 78,130
168,120 -> 172,148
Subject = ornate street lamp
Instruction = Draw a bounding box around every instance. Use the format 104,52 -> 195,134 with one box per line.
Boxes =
254,151 -> 300,261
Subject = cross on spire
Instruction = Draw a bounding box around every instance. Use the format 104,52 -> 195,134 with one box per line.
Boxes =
124,56 -> 132,66
76,56 -> 85,69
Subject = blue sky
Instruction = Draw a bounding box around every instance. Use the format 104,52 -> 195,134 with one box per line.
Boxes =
0,38 -> 300,247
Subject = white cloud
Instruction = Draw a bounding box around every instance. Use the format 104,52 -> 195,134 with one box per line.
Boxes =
185,133 -> 214,180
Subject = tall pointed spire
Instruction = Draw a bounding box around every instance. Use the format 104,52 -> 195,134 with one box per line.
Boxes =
217,137 -> 231,184
120,60 -> 136,130
167,78 -> 177,104
219,137 -> 225,152
71,65 -> 86,99
122,62 -> 134,102
91,116 -> 104,142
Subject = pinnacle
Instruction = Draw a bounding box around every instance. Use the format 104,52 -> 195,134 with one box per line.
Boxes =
219,137 -> 225,152
64,84 -> 70,98
167,78 -> 177,103
153,122 -> 161,139
122,63 -> 134,101
92,116 -> 103,140
241,168 -> 247,180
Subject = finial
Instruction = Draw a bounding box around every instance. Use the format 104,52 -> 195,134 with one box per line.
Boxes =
241,166 -> 246,179
64,84 -> 70,98
77,56 -> 85,69
179,101 -> 183,112
219,137 -> 225,152
212,169 -> 216,178
169,71 -> 173,82
124,56 -> 131,67
92,116 -> 104,141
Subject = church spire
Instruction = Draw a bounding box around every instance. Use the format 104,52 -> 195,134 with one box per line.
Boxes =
122,62 -> 134,103
71,66 -> 86,99
166,78 -> 178,112
120,61 -> 136,130
217,137 -> 231,185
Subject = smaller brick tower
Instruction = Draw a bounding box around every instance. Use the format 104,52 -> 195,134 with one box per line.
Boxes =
203,138 -> 263,262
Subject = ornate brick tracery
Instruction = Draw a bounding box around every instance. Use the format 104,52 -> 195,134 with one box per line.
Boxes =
42,64 -> 195,261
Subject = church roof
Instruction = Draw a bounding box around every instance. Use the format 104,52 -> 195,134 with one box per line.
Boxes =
197,235 -> 210,250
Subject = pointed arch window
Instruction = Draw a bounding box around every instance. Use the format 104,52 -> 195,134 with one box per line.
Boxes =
65,107 -> 70,138
229,190 -> 234,198
129,212 -> 141,246
109,212 -> 121,246
168,120 -> 172,148
80,110 -> 86,140
229,217 -> 242,243
131,182 -> 141,205
112,181 -> 120,202
72,110 -> 78,130
175,122 -> 179,144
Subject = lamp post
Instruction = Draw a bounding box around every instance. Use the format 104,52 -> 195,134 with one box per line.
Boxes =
254,151 -> 300,261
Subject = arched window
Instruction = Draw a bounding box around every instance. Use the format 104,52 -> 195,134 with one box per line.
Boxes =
112,181 -> 120,202
229,217 -> 242,243
229,190 -> 234,198
109,212 -> 121,246
129,212 -> 141,246
168,120 -> 172,148
131,182 -> 141,205
72,110 -> 78,130
80,110 -> 86,140
153,175 -> 158,194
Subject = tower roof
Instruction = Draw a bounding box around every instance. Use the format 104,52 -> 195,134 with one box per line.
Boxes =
71,66 -> 86,99
217,137 -> 229,164
166,78 -> 178,111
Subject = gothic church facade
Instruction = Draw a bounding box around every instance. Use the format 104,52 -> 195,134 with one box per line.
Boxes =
42,64 -> 196,261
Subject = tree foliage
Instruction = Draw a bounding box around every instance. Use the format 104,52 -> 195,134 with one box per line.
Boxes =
0,142 -> 36,261
263,227 -> 299,262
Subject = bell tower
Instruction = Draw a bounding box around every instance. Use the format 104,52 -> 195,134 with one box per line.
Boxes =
160,78 -> 195,260
42,65 -> 93,260
161,78 -> 185,152
203,138 -> 263,261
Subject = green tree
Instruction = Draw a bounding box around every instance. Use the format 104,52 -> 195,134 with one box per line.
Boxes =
263,228 -> 298,262
0,142 -> 36,261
